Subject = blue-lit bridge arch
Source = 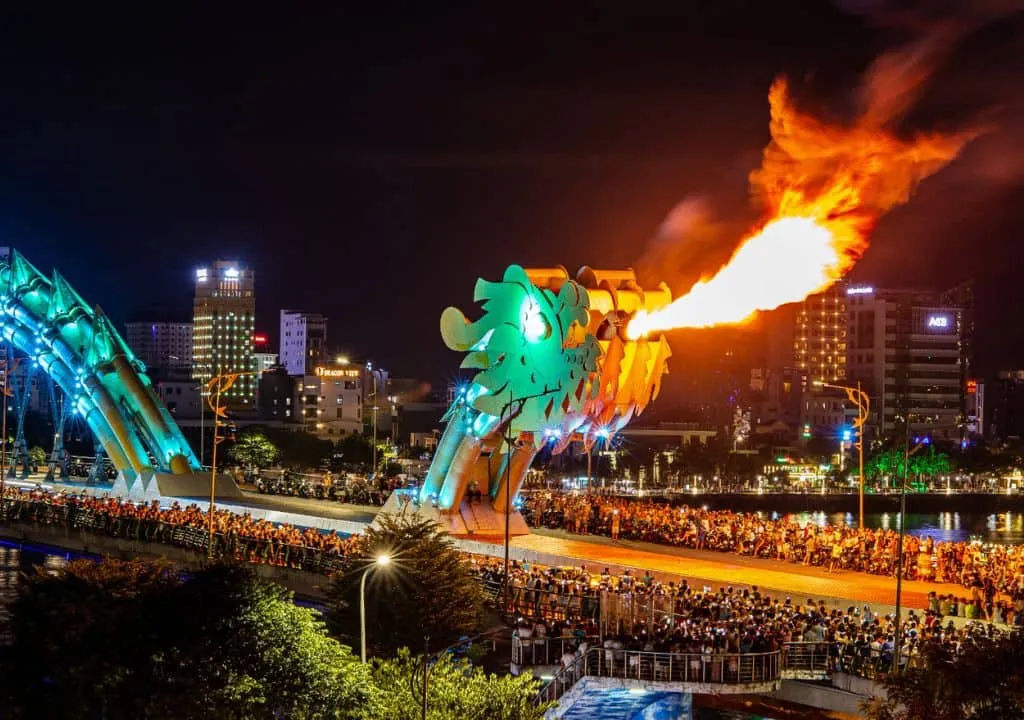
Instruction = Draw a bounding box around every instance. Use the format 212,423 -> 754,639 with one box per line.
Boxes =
0,248 -> 200,481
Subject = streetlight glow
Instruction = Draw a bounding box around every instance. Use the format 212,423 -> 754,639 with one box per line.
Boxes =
375,554 -> 391,567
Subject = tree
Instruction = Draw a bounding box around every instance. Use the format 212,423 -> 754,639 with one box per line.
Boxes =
369,648 -> 549,720
0,559 -> 373,720
910,446 -> 952,479
337,433 -> 373,466
866,449 -> 907,480
327,513 -> 485,657
227,429 -> 281,468
864,633 -> 1024,720
28,445 -> 47,467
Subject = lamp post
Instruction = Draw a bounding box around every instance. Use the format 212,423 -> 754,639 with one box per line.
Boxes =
500,384 -> 561,610
360,553 -> 392,663
0,353 -> 23,516
368,363 -> 378,477
205,369 -> 256,557
814,380 -> 870,529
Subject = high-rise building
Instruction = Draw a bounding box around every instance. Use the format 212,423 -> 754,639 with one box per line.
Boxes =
279,310 -> 328,376
192,261 -> 256,410
846,284 -> 970,441
124,320 -> 193,374
793,281 -> 848,387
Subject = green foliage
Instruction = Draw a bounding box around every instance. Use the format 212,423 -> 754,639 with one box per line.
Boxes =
337,433 -> 373,466
327,513 -> 485,657
864,634 -> 1024,720
866,447 -> 952,483
27,445 -> 47,466
227,430 -> 281,468
0,559 -> 372,720
368,648 -> 550,720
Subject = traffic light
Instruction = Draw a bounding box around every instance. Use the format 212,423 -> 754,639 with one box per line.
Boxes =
841,427 -> 852,443
802,423 -> 811,439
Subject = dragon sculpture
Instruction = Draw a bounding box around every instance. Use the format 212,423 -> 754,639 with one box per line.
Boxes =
382,264 -> 673,536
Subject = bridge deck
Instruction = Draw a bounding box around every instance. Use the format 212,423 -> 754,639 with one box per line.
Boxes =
505,528 -> 963,608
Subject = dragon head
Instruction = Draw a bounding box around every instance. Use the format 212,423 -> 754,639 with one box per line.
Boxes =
440,264 -> 600,444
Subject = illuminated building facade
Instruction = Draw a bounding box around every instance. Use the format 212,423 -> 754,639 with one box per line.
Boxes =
846,285 -> 970,440
124,320 -> 193,373
280,310 -> 327,376
296,362 -> 363,436
192,261 -> 256,411
793,281 -> 848,386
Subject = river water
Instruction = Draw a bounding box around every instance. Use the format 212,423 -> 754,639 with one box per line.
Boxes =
768,511 -> 1024,545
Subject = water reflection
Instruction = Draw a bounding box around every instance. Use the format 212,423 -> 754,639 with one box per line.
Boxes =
0,542 -> 70,642
774,511 -> 1024,544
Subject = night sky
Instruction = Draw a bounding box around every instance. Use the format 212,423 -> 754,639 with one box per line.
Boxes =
0,2 -> 1021,386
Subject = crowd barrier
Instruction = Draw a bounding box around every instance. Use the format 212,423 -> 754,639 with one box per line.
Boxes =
536,647 -> 781,705
0,497 -> 350,576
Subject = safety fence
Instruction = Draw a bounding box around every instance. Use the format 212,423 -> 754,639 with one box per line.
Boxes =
535,647 -> 782,705
0,497 -> 351,576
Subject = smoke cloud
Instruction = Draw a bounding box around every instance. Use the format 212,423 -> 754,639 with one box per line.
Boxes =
636,6 -> 1002,299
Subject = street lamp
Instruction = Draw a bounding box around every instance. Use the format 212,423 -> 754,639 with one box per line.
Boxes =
360,553 -> 392,663
499,384 -> 562,610
205,369 -> 257,557
813,380 -> 870,529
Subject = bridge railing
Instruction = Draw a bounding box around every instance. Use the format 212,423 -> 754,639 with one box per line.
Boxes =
0,496 -> 352,576
781,641 -> 832,679
535,647 -> 782,705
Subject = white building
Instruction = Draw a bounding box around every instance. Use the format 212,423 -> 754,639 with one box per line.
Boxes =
295,362 -> 363,436
253,352 -> 279,374
280,310 -> 327,376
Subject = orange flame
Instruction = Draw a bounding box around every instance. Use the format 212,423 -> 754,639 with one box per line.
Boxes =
627,78 -> 978,339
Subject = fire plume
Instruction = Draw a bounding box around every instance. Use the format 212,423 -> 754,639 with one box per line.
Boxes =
627,78 -> 978,339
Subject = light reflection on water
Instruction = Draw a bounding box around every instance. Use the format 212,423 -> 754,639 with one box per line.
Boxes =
753,510 -> 1024,545
0,543 -> 70,641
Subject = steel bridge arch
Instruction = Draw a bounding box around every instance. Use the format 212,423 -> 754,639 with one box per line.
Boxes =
0,248 -> 200,487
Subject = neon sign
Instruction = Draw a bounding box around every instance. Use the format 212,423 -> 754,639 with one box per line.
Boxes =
927,315 -> 949,329
315,366 -> 360,379
847,286 -> 874,295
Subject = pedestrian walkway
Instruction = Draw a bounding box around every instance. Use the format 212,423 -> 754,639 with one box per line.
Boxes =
497,529 -> 968,609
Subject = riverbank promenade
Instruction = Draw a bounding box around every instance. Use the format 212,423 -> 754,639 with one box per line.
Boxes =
6,476 -> 974,610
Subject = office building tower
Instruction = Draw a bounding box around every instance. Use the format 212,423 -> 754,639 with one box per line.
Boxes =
846,284 -> 970,440
793,281 -> 848,387
192,261 -> 256,410
124,319 -> 193,374
280,310 -> 328,376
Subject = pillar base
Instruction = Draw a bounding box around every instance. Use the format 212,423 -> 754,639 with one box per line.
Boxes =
111,471 -> 243,502
377,490 -> 531,538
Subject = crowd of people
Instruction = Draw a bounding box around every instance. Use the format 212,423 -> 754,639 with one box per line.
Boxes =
523,491 -> 1024,609
1,480 -> 1020,685
470,555 -> 1017,680
0,487 -> 361,574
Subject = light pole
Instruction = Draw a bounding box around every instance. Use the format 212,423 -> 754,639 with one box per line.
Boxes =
368,363 -> 378,477
0,353 -> 23,514
204,369 -> 256,557
360,553 -> 392,663
500,384 -> 562,610
814,380 -> 870,529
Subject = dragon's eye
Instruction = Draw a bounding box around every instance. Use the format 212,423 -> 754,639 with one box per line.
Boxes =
522,298 -> 551,342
